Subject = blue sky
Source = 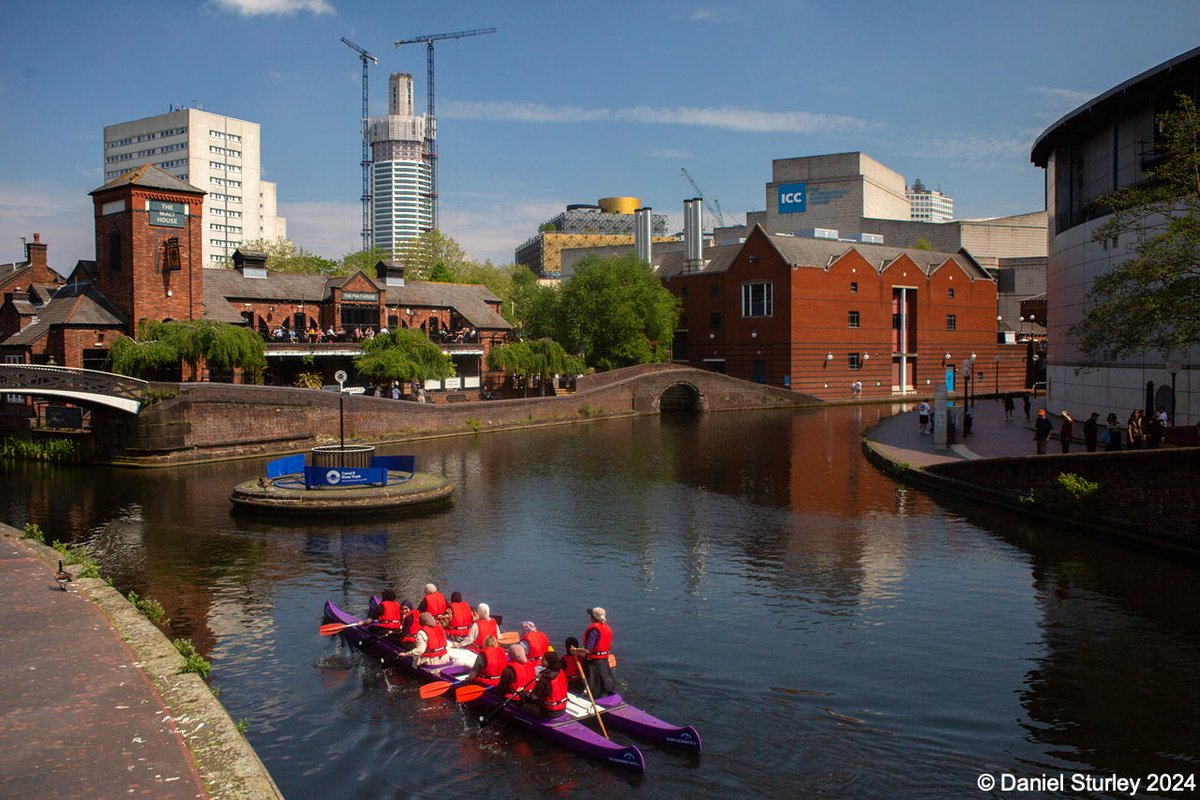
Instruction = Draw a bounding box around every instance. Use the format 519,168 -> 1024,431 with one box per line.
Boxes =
2,0 -> 1199,272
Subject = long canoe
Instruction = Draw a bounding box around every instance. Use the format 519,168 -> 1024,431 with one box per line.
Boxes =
322,600 -> 647,773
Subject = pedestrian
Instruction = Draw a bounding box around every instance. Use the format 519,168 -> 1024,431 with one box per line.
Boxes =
1059,410 -> 1075,453
851,379 -> 862,398
1156,406 -> 1169,427
1147,412 -> 1165,448
390,383 -> 400,400
1003,393 -> 1015,421
1084,412 -> 1100,452
1104,413 -> 1123,451
1034,409 -> 1053,454
1023,393 -> 1031,421
917,400 -> 931,435
1126,410 -> 1145,450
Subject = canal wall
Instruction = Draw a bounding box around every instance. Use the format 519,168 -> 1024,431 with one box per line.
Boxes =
864,445 -> 1200,559
94,365 -> 818,465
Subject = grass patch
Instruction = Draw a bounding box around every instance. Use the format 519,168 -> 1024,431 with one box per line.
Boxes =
465,417 -> 482,433
52,542 -> 101,577
1056,472 -> 1099,501
1,437 -> 79,462
174,638 -> 212,679
21,522 -> 45,544
127,590 -> 168,624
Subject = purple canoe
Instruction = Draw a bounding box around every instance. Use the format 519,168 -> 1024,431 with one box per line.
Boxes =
322,600 -> 647,773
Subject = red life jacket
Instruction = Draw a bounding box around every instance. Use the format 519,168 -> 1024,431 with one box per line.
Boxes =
446,601 -> 473,637
506,660 -> 538,700
540,669 -> 568,714
422,592 -> 448,618
375,599 -> 403,630
470,617 -> 499,651
474,646 -> 506,687
419,624 -> 447,660
562,653 -> 582,682
399,608 -> 418,645
521,630 -> 550,663
583,622 -> 612,660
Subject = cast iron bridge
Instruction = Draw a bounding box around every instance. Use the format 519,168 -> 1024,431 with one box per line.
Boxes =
0,364 -> 147,414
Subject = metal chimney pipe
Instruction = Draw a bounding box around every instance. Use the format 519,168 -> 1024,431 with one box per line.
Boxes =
635,207 -> 652,264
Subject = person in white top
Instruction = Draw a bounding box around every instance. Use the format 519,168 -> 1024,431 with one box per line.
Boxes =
917,401 -> 932,434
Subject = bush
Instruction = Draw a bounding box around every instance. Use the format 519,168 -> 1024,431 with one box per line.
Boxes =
1,437 -> 79,462
465,418 -> 482,432
21,522 -> 45,544
127,590 -> 167,624
174,639 -> 212,679
1057,472 -> 1100,501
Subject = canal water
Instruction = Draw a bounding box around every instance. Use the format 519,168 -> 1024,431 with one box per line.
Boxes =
4,405 -> 1199,798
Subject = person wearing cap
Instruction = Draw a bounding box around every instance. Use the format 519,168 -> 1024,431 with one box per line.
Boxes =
1059,411 -> 1075,453
531,651 -> 569,718
444,591 -> 474,644
1034,409 -> 1053,455
464,602 -> 501,652
519,621 -> 550,666
369,589 -> 405,642
409,611 -> 450,666
574,607 -> 616,697
419,583 -> 449,621
498,644 -> 538,701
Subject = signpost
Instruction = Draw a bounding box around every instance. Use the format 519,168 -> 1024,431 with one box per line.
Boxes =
334,370 -> 348,464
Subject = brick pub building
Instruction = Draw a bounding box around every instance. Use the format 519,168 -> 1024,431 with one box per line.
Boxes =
0,165 -> 512,393
660,225 -> 1003,400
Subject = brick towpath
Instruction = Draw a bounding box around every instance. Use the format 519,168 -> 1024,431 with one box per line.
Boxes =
0,536 -> 209,799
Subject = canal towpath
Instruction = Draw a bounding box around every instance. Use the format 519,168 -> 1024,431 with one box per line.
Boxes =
0,525 -> 281,799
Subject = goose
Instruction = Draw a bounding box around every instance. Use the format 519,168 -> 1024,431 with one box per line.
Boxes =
55,560 -> 72,591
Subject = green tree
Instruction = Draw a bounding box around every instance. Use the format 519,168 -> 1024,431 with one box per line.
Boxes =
487,338 -> 584,397
913,237 -> 934,251
339,246 -> 393,277
353,328 -> 455,385
395,231 -> 469,280
238,238 -> 339,275
427,262 -> 455,282
555,254 -> 680,370
1071,93 -> 1200,361
109,320 -> 266,382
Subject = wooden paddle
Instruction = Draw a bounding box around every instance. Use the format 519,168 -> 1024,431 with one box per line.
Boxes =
455,684 -> 488,702
318,620 -> 370,636
480,675 -> 540,725
575,661 -> 610,740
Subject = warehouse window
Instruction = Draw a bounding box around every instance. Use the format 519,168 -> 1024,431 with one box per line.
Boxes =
741,281 -> 773,318
848,311 -> 860,328
945,314 -> 957,330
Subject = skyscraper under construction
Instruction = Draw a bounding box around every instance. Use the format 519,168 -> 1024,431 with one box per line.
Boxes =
369,73 -> 432,255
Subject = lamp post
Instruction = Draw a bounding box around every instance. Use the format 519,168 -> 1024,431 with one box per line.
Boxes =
993,353 -> 1001,400
1167,359 -> 1180,425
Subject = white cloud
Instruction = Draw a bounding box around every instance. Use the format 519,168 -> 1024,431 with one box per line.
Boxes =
441,101 -> 866,135
683,7 -> 741,25
646,148 -> 695,160
207,0 -> 333,16
1028,85 -> 1096,108
902,132 -> 1033,168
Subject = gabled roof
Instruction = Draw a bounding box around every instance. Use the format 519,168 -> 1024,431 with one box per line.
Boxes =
1,284 -> 125,347
90,163 -> 204,196
657,225 -> 991,281
396,282 -> 512,330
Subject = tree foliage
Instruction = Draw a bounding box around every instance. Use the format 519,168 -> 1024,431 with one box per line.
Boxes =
551,254 -> 680,370
109,320 -> 267,381
394,231 -> 470,281
238,238 -> 340,275
487,338 -> 585,396
353,328 -> 455,384
1071,93 -> 1200,361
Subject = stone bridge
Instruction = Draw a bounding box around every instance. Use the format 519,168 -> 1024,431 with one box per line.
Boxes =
0,364 -> 148,414
95,365 -> 819,464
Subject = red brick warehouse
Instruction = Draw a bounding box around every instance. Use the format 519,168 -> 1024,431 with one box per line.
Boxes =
659,225 -> 999,400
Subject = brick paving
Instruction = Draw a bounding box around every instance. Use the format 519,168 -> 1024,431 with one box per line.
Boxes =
0,538 -> 209,799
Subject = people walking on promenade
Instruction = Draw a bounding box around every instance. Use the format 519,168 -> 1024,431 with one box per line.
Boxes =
917,400 -> 931,434
1003,394 -> 1015,421
1104,413 -> 1123,451
1127,410 -> 1145,450
1147,412 -> 1165,448
1034,409 -> 1053,454
1023,393 -> 1032,421
1084,412 -> 1100,452
1059,411 -> 1075,453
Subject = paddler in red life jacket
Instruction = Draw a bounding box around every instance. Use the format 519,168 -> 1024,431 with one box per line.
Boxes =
419,583 -> 449,622
519,620 -> 550,666
444,591 -> 474,645
464,635 -> 506,688
498,644 -> 539,702
465,603 -> 501,652
368,590 -> 405,642
574,606 -> 616,697
409,612 -> 450,666
561,637 -> 583,685
397,600 -> 418,647
531,651 -> 570,718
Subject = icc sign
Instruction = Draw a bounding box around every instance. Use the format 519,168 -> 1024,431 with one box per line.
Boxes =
777,182 -> 807,214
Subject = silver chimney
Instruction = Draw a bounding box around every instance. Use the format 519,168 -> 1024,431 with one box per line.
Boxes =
634,207 -> 653,264
683,197 -> 704,273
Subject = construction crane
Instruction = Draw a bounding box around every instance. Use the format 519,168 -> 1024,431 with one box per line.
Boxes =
341,37 -> 379,252
680,167 -> 729,231
395,27 -> 496,232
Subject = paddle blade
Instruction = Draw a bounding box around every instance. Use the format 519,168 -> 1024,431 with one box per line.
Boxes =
498,631 -> 520,645
419,681 -> 454,699
455,684 -> 487,702
319,622 -> 352,636
609,654 -> 618,669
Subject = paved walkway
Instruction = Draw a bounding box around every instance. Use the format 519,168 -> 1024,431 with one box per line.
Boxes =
867,394 -> 1056,467
0,536 -> 209,799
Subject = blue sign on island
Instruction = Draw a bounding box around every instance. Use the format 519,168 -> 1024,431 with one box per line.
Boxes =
303,466 -> 388,489
777,182 -> 807,214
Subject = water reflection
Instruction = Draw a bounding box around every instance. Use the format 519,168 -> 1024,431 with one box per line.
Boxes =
2,406 -> 1198,798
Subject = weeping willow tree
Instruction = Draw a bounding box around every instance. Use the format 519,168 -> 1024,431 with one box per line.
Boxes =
108,320 -> 267,382
487,338 -> 584,397
354,328 -> 455,386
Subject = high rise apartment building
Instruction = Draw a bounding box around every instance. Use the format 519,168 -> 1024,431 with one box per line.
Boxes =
368,73 -> 432,255
907,178 -> 954,223
103,108 -> 287,266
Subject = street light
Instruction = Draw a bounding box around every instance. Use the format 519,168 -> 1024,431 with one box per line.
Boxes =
993,353 -> 1001,399
1167,358 -> 1180,425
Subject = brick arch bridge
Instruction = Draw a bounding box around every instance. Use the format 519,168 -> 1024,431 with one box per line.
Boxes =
86,365 -> 818,464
